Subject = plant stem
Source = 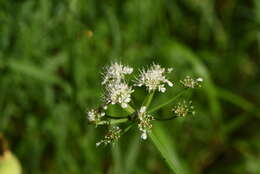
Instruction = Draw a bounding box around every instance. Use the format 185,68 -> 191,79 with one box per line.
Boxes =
142,91 -> 155,108
97,118 -> 129,126
106,115 -> 130,119
154,116 -> 178,121
124,104 -> 135,114
121,124 -> 135,136
148,89 -> 188,114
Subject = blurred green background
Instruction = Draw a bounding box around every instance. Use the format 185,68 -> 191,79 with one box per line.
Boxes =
1,0 -> 260,173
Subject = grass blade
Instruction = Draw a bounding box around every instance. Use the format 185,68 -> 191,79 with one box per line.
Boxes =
149,123 -> 188,174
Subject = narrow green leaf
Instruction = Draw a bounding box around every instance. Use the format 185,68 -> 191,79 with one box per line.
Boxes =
149,123 -> 188,174
112,143 -> 123,174
125,134 -> 141,174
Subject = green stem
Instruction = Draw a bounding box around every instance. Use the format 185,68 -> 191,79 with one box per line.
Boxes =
154,116 -> 178,121
96,105 -> 136,126
106,115 -> 130,119
148,89 -> 188,114
97,118 -> 129,126
142,91 -> 155,108
121,124 -> 134,136
124,104 -> 135,114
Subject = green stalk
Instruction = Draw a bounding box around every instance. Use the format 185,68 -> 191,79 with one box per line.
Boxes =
96,104 -> 135,126
142,91 -> 155,108
124,105 -> 135,114
97,118 -> 129,126
148,89 -> 188,114
121,124 -> 134,136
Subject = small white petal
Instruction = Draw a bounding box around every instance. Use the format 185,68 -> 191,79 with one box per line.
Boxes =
140,106 -> 147,113
167,81 -> 173,87
168,68 -> 173,72
141,132 -> 147,140
197,77 -> 203,82
121,103 -> 128,108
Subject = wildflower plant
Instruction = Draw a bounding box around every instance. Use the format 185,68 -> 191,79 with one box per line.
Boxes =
87,61 -> 203,171
87,61 -> 203,140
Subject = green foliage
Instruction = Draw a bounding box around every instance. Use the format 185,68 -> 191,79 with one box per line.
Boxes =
0,0 -> 260,173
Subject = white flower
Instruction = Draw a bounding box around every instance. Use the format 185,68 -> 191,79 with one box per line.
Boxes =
87,109 -> 105,122
172,100 -> 195,117
197,77 -> 203,82
141,131 -> 148,140
102,62 -> 133,85
180,76 -> 203,88
137,106 -> 154,140
135,63 -> 173,92
105,82 -> 134,108
96,126 -> 122,146
140,106 -> 147,113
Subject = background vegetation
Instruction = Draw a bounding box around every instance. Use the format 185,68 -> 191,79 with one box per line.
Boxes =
0,0 -> 260,173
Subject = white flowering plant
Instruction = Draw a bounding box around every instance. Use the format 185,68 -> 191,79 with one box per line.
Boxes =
87,62 -> 203,147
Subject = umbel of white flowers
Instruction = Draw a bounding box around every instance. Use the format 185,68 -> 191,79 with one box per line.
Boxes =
87,62 -> 203,146
102,62 -> 134,108
135,64 -> 173,92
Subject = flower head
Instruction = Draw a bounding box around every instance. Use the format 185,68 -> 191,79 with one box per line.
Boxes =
102,62 -> 133,85
180,76 -> 203,88
137,106 -> 154,140
104,82 -> 134,108
172,100 -> 195,117
135,64 -> 173,92
96,126 -> 122,146
87,109 -> 105,123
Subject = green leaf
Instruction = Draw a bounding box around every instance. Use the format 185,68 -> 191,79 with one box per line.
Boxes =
149,123 -> 189,174
124,134 -> 141,174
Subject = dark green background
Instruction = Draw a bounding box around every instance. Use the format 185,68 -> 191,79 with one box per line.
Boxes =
0,0 -> 260,173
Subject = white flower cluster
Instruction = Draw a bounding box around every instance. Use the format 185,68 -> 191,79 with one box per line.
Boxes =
135,64 -> 173,92
104,82 -> 134,108
102,62 -> 134,108
87,107 -> 106,123
87,62 -> 202,146
180,76 -> 203,88
172,100 -> 195,117
102,62 -> 133,85
96,126 -> 122,146
137,106 -> 154,140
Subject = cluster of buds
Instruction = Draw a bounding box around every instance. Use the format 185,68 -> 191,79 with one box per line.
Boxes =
172,100 -> 195,117
180,76 -> 203,88
87,61 -> 203,146
87,109 -> 105,123
96,126 -> 122,146
137,106 -> 154,140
